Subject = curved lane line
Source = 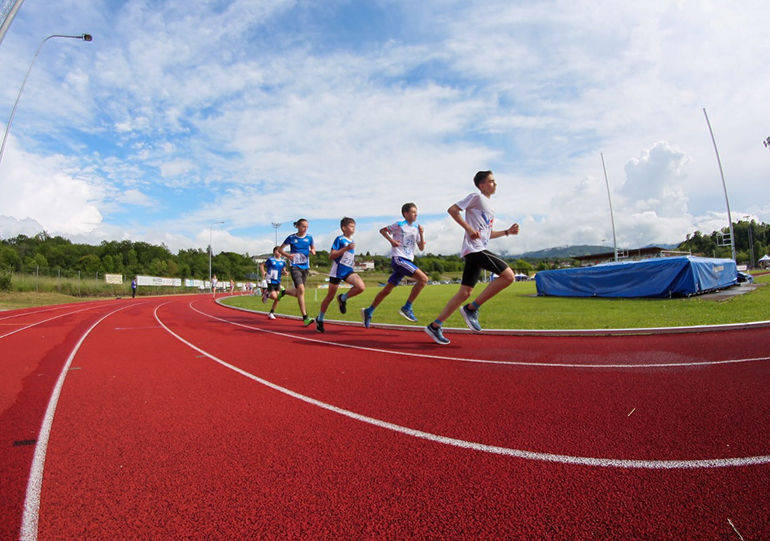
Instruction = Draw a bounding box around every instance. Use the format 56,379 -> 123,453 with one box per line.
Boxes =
191,302 -> 770,370
155,303 -> 770,470
0,303 -> 121,341
20,303 -> 139,541
216,296 -> 770,336
0,305 -> 72,322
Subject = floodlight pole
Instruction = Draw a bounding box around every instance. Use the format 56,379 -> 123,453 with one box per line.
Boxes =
600,153 -> 618,262
208,220 -> 225,287
271,222 -> 282,246
0,33 -> 93,169
703,108 -> 736,261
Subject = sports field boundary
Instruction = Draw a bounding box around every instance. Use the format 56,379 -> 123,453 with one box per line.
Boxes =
216,296 -> 770,336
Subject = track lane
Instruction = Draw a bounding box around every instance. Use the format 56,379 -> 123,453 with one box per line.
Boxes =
154,299 -> 770,463
34,297 -> 770,537
0,299 -> 141,540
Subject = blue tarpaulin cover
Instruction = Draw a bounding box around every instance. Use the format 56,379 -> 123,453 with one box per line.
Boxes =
535,256 -> 738,298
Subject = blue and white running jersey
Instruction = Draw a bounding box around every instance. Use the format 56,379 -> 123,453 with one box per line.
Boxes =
282,234 -> 314,269
263,257 -> 286,284
386,220 -> 421,260
330,235 -> 355,278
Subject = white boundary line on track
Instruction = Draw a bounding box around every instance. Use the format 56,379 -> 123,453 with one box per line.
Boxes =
20,303 -> 138,541
0,304 -> 70,321
0,303 -> 119,340
155,302 -> 770,470
192,302 -> 770,370
216,296 -> 770,336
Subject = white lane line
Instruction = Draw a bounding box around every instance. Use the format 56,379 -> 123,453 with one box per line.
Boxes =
0,300 -> 115,322
20,303 -> 139,541
189,302 -> 770,370
0,305 -> 71,322
217,297 -> 770,335
0,304 -> 119,341
155,303 -> 770,470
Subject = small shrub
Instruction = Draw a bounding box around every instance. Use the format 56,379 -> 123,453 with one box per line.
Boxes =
0,272 -> 11,291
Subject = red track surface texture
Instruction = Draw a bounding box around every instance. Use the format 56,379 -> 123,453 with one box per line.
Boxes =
2,295 -> 769,539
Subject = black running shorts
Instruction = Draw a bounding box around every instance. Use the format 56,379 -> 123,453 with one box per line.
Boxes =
461,250 -> 509,287
290,267 -> 309,288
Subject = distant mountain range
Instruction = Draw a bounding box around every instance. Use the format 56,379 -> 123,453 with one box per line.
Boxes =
508,243 -> 680,260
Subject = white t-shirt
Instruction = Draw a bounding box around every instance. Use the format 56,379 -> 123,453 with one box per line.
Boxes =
456,192 -> 495,257
386,220 -> 421,260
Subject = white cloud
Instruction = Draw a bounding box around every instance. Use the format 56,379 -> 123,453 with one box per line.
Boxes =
0,0 -> 768,255
0,137 -> 104,236
114,188 -> 156,208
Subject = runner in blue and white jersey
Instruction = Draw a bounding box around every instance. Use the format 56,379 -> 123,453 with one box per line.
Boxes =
279,218 -> 316,326
361,202 -> 428,328
259,247 -> 288,320
315,217 -> 366,333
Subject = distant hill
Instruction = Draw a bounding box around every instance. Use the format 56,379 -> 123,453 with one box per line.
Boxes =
510,243 -> 679,260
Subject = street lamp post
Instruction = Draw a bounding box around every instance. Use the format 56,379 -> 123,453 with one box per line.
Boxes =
0,33 -> 92,168
209,221 -> 225,289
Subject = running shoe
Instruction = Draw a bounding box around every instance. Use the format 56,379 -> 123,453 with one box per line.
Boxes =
267,312 -> 276,320
316,319 -> 325,333
302,316 -> 315,327
399,305 -> 418,322
337,293 -> 347,314
461,304 -> 482,332
362,307 -> 373,328
424,324 -> 450,345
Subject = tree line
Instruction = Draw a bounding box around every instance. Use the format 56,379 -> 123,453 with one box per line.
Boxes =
1,219 -> 767,281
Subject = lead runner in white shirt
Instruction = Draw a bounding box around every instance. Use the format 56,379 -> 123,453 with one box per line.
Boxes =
425,171 -> 519,344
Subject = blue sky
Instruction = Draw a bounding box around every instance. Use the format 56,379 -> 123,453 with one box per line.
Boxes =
1,0 -> 769,256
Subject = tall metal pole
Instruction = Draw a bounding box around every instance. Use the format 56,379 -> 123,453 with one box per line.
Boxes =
703,108 -> 736,261
271,222 -> 282,246
208,220 -> 224,286
600,153 -> 618,262
0,0 -> 26,47
0,33 -> 92,168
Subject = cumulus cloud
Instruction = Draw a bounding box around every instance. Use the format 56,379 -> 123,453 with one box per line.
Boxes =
0,0 -> 768,255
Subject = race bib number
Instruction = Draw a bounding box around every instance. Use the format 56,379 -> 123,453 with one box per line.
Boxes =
292,253 -> 308,265
267,269 -> 279,281
340,251 -> 354,267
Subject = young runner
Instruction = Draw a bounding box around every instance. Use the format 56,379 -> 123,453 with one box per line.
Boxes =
259,247 -> 288,320
425,171 -> 519,345
211,274 -> 218,295
315,217 -> 366,333
362,202 -> 428,328
279,218 -> 316,326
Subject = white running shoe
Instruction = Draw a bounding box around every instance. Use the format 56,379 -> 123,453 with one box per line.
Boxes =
267,312 -> 276,320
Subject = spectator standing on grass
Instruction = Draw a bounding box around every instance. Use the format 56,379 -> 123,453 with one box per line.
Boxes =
425,170 -> 519,345
361,202 -> 428,328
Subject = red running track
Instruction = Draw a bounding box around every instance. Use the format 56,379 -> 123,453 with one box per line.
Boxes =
1,294 -> 768,538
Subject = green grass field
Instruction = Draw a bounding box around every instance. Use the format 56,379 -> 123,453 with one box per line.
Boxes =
222,273 -> 770,329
